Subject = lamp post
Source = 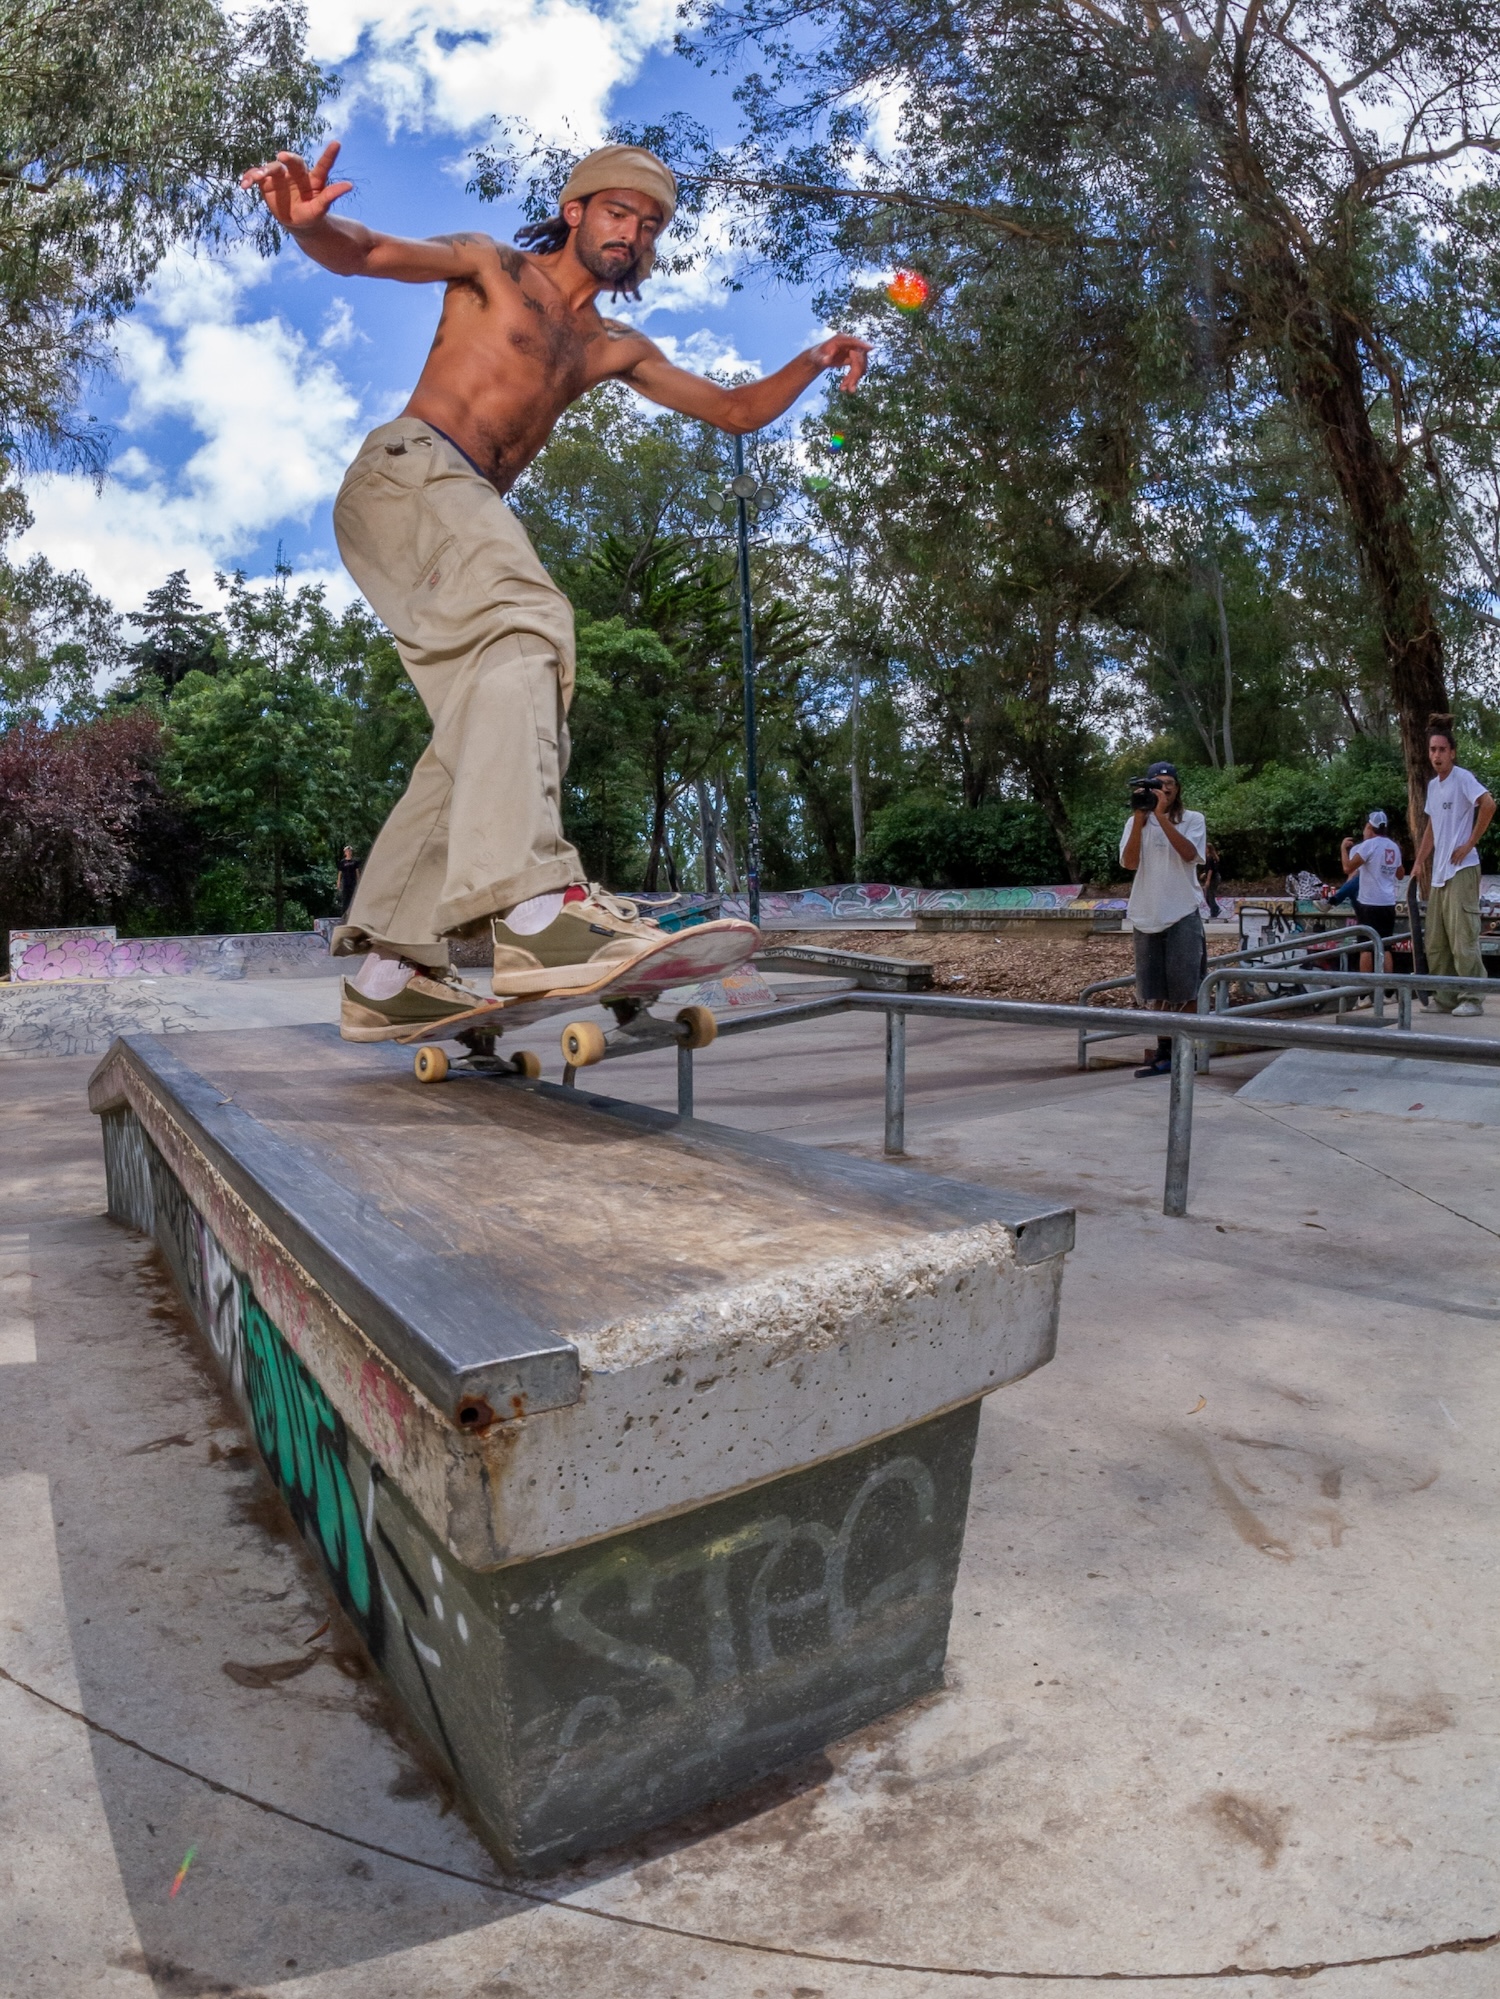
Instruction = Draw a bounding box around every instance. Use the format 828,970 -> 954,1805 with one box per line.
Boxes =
729,437 -> 763,926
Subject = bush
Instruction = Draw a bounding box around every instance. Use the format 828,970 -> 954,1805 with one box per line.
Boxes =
1171,748 -> 1409,878
863,797 -> 1067,886
0,711 -> 163,955
1069,742 -> 1434,884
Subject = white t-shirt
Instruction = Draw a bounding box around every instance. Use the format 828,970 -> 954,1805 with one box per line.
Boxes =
1425,766 -> 1490,888
1120,808 -> 1207,933
1349,835 -> 1402,905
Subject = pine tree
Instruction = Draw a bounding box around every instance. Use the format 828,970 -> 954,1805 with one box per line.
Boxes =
124,572 -> 222,696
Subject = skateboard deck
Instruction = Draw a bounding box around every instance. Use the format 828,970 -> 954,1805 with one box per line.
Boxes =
399,919 -> 761,1045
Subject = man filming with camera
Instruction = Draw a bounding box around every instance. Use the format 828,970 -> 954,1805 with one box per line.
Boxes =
1120,762 -> 1208,1077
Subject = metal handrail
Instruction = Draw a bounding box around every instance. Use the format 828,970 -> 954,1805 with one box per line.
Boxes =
559,988 -> 1500,1222
1074,922 -> 1390,1069
1198,963 -> 1490,1035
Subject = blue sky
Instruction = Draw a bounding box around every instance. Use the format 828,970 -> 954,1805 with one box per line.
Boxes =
17,2 -> 842,622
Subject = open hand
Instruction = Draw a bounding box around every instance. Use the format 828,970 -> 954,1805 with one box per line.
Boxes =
812,335 -> 872,391
240,141 -> 353,232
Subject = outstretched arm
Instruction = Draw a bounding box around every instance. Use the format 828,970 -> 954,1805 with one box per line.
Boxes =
620,334 -> 872,434
240,142 -> 490,284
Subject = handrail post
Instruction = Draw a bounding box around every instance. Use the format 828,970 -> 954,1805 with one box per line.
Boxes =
1164,1030 -> 1195,1216
677,1044 -> 694,1118
1195,978 -> 1213,1073
1399,984 -> 1412,1030
884,1008 -> 906,1156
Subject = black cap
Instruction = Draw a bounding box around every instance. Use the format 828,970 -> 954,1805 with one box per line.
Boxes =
1145,760 -> 1179,781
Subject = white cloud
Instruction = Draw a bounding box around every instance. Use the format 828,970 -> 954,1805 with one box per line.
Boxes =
16,248 -> 365,615
320,296 -> 364,349
307,0 -> 677,141
623,204 -> 743,320
638,328 -> 762,379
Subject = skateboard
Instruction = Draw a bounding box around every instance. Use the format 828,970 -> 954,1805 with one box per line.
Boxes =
398,919 -> 761,1083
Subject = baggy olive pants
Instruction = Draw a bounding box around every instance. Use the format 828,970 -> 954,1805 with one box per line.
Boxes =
330,419 -> 583,970
1425,864 -> 1485,1010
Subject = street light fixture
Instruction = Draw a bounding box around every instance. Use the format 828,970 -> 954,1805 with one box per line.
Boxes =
729,436 -> 763,926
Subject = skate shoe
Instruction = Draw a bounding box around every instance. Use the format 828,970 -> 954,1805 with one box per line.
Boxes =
340,970 -> 479,1042
491,885 -> 663,998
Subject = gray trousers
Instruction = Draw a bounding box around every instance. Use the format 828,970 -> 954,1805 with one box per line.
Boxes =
1133,911 -> 1207,1009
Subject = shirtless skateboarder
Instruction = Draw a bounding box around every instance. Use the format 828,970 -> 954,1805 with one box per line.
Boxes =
240,140 -> 870,1041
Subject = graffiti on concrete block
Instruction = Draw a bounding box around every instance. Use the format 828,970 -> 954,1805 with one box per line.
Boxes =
536,1451 -> 945,1799
199,1224 -> 243,1403
238,1280 -> 386,1657
554,1455 -> 937,1705
100,1108 -> 157,1237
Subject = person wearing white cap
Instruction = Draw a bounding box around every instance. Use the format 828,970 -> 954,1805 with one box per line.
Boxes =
239,139 -> 872,1041
1337,810 -> 1404,973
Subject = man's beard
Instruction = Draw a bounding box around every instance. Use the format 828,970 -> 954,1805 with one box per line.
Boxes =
576,234 -> 642,292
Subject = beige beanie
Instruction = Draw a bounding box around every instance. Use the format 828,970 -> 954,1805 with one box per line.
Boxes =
559,145 -> 676,276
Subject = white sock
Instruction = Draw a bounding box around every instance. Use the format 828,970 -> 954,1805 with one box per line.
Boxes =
352,952 -> 415,1000
502,890 -> 565,936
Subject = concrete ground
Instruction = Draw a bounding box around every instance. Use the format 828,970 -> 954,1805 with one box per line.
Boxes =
2,988 -> 1498,1997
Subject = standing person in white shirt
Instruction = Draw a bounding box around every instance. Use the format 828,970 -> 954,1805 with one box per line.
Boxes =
1120,761 -> 1208,1076
1412,717 -> 1495,1016
1337,810 -> 1404,973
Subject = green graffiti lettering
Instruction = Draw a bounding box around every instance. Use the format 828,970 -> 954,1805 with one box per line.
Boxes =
238,1281 -> 380,1647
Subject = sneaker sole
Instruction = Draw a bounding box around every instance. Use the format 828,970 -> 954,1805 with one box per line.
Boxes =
341,990 -> 480,1042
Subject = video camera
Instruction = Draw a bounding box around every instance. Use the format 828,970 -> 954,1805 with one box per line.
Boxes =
1129,776 -> 1164,814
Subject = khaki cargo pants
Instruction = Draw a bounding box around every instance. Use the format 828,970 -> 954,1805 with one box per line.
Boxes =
1425,863 -> 1485,1010
330,418 -> 583,970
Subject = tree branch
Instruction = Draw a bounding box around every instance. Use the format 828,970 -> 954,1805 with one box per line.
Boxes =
1265,30 -> 1371,172
675,167 -> 1083,243
1357,130 -> 1500,193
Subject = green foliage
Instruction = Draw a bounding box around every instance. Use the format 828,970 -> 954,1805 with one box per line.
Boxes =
161,574 -> 355,929
0,541 -> 121,723
863,797 -> 1066,888
119,570 -> 221,697
1066,741 -> 1467,885
1,0 -> 328,466
564,621 -> 662,885
666,0 -> 1500,806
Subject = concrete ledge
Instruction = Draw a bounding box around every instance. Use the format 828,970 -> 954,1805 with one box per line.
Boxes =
88,1032 -> 1071,1570
754,944 -> 935,992
86,1023 -> 1070,1868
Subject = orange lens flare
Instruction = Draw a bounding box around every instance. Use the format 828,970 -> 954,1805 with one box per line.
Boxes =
886,269 -> 930,314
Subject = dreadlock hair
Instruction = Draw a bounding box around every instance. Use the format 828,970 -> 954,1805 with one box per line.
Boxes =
1427,713 -> 1457,749
515,213 -> 571,255
514,197 -> 645,301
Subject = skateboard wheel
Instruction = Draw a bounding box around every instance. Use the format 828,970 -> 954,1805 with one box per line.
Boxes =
413,1046 -> 449,1085
676,1004 -> 717,1050
560,1020 -> 607,1067
510,1049 -> 542,1079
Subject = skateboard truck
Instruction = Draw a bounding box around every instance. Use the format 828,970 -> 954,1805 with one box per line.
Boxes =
410,999 -> 716,1086
412,1032 -> 542,1087
560,998 -> 716,1073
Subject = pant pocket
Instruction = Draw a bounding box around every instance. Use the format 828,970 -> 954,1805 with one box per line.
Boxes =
334,454 -> 454,640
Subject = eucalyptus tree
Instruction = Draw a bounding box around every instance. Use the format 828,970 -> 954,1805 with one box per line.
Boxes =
2,0 -> 327,463
674,0 -> 1500,827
